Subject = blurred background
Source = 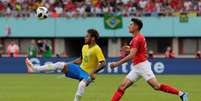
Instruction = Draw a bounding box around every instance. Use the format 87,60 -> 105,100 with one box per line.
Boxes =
0,0 -> 201,74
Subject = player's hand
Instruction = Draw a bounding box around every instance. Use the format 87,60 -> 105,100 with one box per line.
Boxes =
110,62 -> 119,69
90,73 -> 96,80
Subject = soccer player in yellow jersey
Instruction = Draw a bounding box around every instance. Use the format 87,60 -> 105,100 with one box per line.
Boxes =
25,29 -> 106,101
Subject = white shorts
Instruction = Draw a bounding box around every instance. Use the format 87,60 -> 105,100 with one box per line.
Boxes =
126,60 -> 155,81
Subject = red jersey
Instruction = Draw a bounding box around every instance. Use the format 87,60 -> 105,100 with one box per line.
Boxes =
130,34 -> 147,64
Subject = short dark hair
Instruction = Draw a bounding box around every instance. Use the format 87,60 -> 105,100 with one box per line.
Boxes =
131,18 -> 143,31
87,29 -> 99,40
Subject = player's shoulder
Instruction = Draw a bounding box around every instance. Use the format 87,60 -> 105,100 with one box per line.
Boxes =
135,34 -> 145,41
83,44 -> 89,47
82,44 -> 88,49
137,33 -> 145,38
94,44 -> 101,49
93,44 -> 102,52
132,34 -> 142,40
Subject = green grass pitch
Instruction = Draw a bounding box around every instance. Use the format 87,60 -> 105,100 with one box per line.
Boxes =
0,74 -> 200,101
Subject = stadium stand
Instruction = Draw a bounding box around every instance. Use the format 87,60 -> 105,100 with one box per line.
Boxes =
0,0 -> 201,18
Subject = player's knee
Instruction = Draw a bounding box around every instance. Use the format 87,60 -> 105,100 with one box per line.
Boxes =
119,83 -> 127,91
80,80 -> 87,87
62,64 -> 68,73
152,85 -> 160,91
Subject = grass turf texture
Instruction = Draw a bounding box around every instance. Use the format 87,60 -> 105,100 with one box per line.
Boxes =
0,74 -> 200,101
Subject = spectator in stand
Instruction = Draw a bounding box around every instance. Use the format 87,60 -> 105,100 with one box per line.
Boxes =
198,0 -> 201,15
120,43 -> 130,59
170,0 -> 179,11
148,50 -> 154,59
27,40 -> 38,58
165,46 -> 176,58
144,0 -> 156,16
37,40 -> 52,58
0,0 -> 201,17
7,41 -> 19,57
37,40 -> 43,53
139,0 -> 148,9
64,0 -> 78,17
196,50 -> 201,59
184,0 -> 193,12
0,43 -> 3,57
51,9 -> 60,18
42,40 -> 52,58
0,1 -> 5,16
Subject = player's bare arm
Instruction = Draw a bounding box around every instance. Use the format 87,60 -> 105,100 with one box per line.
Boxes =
110,48 -> 137,68
94,61 -> 106,73
90,61 -> 106,80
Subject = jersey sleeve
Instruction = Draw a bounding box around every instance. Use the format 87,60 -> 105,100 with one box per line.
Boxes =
95,47 -> 105,62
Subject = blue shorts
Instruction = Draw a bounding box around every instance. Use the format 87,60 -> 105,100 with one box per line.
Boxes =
65,64 -> 90,81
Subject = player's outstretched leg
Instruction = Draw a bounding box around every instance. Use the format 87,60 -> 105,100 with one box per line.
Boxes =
111,78 -> 133,101
147,77 -> 188,101
25,58 -> 66,73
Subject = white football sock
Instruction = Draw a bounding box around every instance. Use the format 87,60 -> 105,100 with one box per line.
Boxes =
74,95 -> 82,101
74,80 -> 87,101
33,62 -> 66,72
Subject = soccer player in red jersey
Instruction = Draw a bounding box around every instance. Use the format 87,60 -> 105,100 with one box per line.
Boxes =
110,18 -> 188,101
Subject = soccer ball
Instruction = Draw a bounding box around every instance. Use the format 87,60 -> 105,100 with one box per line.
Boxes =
36,7 -> 48,20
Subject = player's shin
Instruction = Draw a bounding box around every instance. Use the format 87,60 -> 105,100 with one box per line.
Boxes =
111,88 -> 125,101
74,80 -> 87,101
159,83 -> 184,96
111,78 -> 133,101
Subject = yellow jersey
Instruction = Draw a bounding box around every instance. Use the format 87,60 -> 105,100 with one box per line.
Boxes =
80,44 -> 105,73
